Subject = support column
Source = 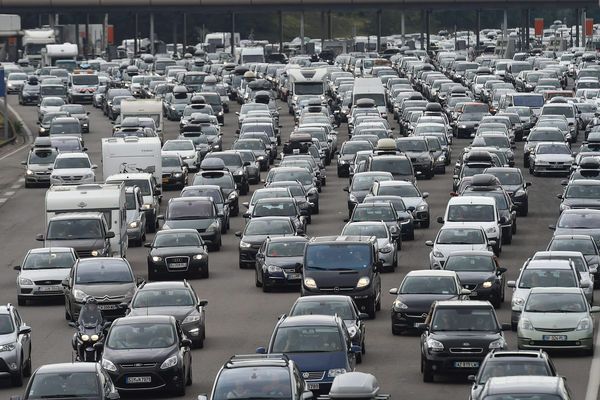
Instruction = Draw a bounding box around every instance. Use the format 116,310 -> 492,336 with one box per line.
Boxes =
525,9 -> 530,49
134,13 -> 139,56
182,13 -> 187,55
503,9 -> 508,41
426,10 -> 431,52
300,11 -> 305,54
103,13 -> 108,57
576,9 -> 580,47
75,21 -> 80,55
401,11 -> 405,45
231,12 -> 236,56
150,13 -> 155,55
279,11 -> 284,52
48,14 -> 54,28
476,9 -> 481,48
582,8 -> 587,50
420,10 -> 425,50
85,13 -> 90,57
328,10 -> 332,40
376,9 -> 382,53
172,16 -> 178,58
320,12 -> 325,49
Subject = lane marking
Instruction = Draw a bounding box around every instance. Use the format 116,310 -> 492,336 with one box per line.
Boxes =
4,190 -> 15,196
0,198 -> 7,203
10,183 -> 20,189
584,319 -> 600,400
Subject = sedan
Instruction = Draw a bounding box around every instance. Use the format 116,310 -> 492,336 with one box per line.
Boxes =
146,229 -> 209,280
161,155 -> 188,189
255,236 -> 308,292
426,225 -> 494,269
529,142 -> 573,176
235,216 -> 297,269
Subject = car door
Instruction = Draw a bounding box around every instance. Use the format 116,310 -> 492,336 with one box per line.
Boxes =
13,310 -> 30,363
176,322 -> 192,370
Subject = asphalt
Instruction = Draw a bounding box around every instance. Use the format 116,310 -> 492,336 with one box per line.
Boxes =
0,93 -> 595,400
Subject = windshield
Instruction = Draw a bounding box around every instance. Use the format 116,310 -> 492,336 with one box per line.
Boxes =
352,206 -> 395,221
431,308 -> 497,331
291,300 -> 353,319
488,171 -> 522,185
193,174 -> 234,188
465,191 -> 508,209
153,232 -> 201,248
518,269 -> 577,289
447,204 -> 495,222
72,75 -> 99,85
558,212 -> 600,228
272,325 -> 343,353
47,219 -> 103,240
51,138 -> 81,151
478,361 -> 551,384
437,229 -> 485,245
29,149 -> 57,164
305,244 -> 371,270
294,82 -> 324,96
162,156 -> 181,167
537,144 -> 570,154
213,367 -> 292,400
26,372 -> 100,399
529,130 -> 564,142
267,241 -> 306,257
254,201 -> 296,217
107,323 -> 176,349
525,292 -> 587,312
342,224 -> 388,239
370,158 -> 412,175
41,88 -> 65,97
245,219 -> 293,235
23,251 -> 75,270
542,106 -> 574,118
483,394 -> 561,400
342,141 -> 372,155
397,140 -> 427,152
133,288 -> 194,308
549,239 -> 596,254
400,276 -> 457,294
163,141 -> 194,151
445,255 -> 495,272
271,170 -> 312,185
168,200 -> 213,219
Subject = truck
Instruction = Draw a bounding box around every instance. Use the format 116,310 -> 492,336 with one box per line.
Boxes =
22,28 -> 56,66
287,67 -> 328,114
239,46 -> 265,64
101,136 -> 162,183
44,183 -> 128,258
120,98 -> 164,135
67,70 -> 100,104
204,32 -> 240,51
41,43 -> 78,69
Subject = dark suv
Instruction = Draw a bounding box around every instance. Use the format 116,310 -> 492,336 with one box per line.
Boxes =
419,300 -> 510,382
301,236 -> 382,319
396,137 -> 435,179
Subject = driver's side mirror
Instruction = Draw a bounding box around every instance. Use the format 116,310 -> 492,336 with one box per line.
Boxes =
182,338 -> 192,347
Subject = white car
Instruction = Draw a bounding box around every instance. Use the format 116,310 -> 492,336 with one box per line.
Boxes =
38,96 -> 66,119
426,224 -> 494,269
529,142 -> 573,176
162,139 -> 199,171
50,152 -> 96,185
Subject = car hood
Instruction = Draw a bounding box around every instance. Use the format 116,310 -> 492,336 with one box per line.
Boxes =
284,351 -> 349,372
51,168 -> 93,176
349,190 -> 369,203
164,219 -> 214,230
44,238 -> 106,251
535,154 -> 572,163
76,283 -> 135,299
150,246 -> 204,257
162,150 -> 196,157
402,197 -> 426,209
264,256 -> 304,269
525,312 -> 587,330
104,346 -> 177,365
162,166 -> 183,173
128,306 -> 195,321
428,331 -> 502,346
28,163 -> 54,172
502,184 -> 522,194
397,293 -> 459,313
305,269 -> 363,288
454,271 -> 497,286
243,234 -> 292,245
20,268 -> 71,282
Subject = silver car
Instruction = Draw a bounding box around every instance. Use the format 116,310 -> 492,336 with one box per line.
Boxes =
529,142 -> 573,176
342,221 -> 397,271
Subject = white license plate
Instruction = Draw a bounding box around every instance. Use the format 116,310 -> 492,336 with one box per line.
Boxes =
454,361 -> 479,368
543,335 -> 567,341
97,304 -> 118,310
169,262 -> 187,269
126,376 -> 151,384
38,286 -> 61,292
286,273 -> 302,280
306,383 -> 320,390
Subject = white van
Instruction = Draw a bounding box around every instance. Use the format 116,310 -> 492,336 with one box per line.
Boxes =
352,77 -> 387,119
120,98 -> 164,135
45,183 -> 128,257
439,196 -> 502,255
101,136 -> 162,183
240,47 -> 265,64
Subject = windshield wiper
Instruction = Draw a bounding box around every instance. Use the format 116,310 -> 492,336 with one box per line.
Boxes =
40,396 -> 84,399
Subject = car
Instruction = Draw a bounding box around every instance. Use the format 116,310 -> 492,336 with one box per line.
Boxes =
547,234 -> 600,287
395,137 -> 435,178
442,251 -> 507,308
161,155 -> 188,189
389,270 -> 469,335
523,128 -> 566,167
341,221 -> 398,270
100,315 -> 192,396
336,140 -> 374,177
302,235 -> 382,318
558,179 -> 600,212
367,180 -> 430,228
236,149 -> 261,184
529,142 -> 573,176
204,151 -> 250,195
38,96 -> 65,118
198,354 -> 311,400
63,257 -> 137,322
362,195 -> 416,240
159,197 -> 222,251
37,111 -> 70,136
0,304 -> 32,386
236,216 -> 298,269
22,142 -> 59,187
12,362 -> 119,400
162,139 -> 199,172
145,228 -> 209,280
419,300 -> 509,382
60,104 -> 90,133
256,315 -> 359,395
550,208 -> 600,247
266,180 -> 314,223
266,167 -> 320,214
255,236 -> 309,292
477,376 -> 572,400
232,138 -> 270,171
517,287 -> 599,355
181,185 -> 230,233
426,225 -> 494,269
126,281 -> 208,348
193,161 -> 239,216
18,80 -> 41,106
484,167 -> 530,216
125,186 -> 147,247
14,247 -> 78,306
363,153 -> 417,183
344,171 -> 394,218
507,259 -> 585,330
50,152 -> 97,186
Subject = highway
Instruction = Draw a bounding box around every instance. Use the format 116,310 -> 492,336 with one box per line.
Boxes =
0,94 -> 596,400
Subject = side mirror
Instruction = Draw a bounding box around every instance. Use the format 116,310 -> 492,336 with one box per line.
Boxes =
105,231 -> 116,239
358,312 -> 369,320
68,321 -> 77,328
460,288 -> 472,296
20,160 -> 26,166
591,306 -> 600,313
242,201 -> 249,208
35,233 -> 45,241
19,325 -> 32,335
488,240 -> 497,247
136,277 -> 145,286
157,215 -> 165,220
93,342 -> 104,351
350,344 -> 362,354
61,278 -> 69,287
343,186 -> 349,192
580,280 -> 591,289
422,192 -> 429,198
415,323 -> 428,332
499,216 -> 507,224
556,194 -> 563,199
242,212 -> 250,218
13,265 -> 20,271
425,240 -> 434,247
235,231 -> 242,237
507,280 -> 516,288
548,225 -> 556,230
437,216 -> 444,224
144,242 -> 152,248
181,338 -> 192,347
389,288 -> 398,295
199,299 -> 208,307
497,267 -> 507,275
198,395 -> 209,400
256,347 -> 267,354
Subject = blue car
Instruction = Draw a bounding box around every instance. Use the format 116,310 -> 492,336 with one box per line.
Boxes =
257,315 -> 359,395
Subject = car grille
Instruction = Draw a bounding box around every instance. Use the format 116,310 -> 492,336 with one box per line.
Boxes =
120,363 -> 157,368
162,173 -> 172,178
449,347 -> 483,354
404,313 -> 428,320
60,176 -> 84,182
320,286 -> 355,292
463,284 -> 478,290
303,371 -> 325,381
34,280 -> 62,285
166,256 -> 190,272
534,327 -> 574,333
35,171 -> 51,176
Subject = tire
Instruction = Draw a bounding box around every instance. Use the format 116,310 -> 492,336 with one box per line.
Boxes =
408,229 -> 415,241
519,203 -> 528,217
512,221 -> 517,235
148,269 -> 157,282
11,367 -> 23,387
313,202 -> 320,214
65,305 -> 72,321
186,363 -> 193,385
201,266 -> 209,279
368,299 -> 377,319
17,297 -> 26,306
171,381 -> 185,397
24,351 -> 32,377
511,321 -> 517,331
392,326 -> 402,335
422,358 -> 434,383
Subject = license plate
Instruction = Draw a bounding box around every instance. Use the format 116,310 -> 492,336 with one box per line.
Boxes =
543,335 -> 567,341
169,262 -> 187,269
454,361 -> 479,368
286,273 -> 301,280
469,291 -> 478,296
126,376 -> 151,384
97,304 -> 118,310
38,286 -> 61,292
549,165 -> 563,169
306,383 -> 320,390
162,178 -> 169,184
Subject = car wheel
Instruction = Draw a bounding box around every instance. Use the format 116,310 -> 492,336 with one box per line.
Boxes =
148,269 -> 157,282
368,299 -> 377,319
392,326 -> 402,335
313,202 -> 320,214
24,351 -> 32,377
422,358 -> 434,383
11,367 -> 23,387
186,363 -> 193,385
512,221 -> 517,234
201,266 -> 209,279
65,304 -> 72,321
408,229 -> 415,241
221,222 -> 227,234
17,296 -> 26,306
356,352 -> 362,364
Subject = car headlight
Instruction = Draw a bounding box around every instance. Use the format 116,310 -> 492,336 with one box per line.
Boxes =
338,159 -> 347,165
90,249 -> 104,257
515,188 -> 526,197
488,338 -> 505,349
72,289 -> 88,302
183,314 -> 201,324
128,221 -> 140,228
239,240 -> 251,249
19,277 -> 33,285
228,191 -> 237,199
267,265 -> 283,273
432,250 -> 444,258
328,368 -> 346,378
193,254 -> 204,260
519,318 -> 533,331
102,358 -> 117,372
486,227 -> 497,234
459,125 -> 467,129
81,334 -> 90,342
380,244 -> 393,253
577,317 -> 592,331
426,338 -> 444,352
304,277 -> 317,289
356,277 -> 370,288
26,169 -> 34,176
182,155 -> 193,160
347,326 -> 357,338
393,299 -> 408,310
482,281 -> 493,289
152,256 -> 163,262
0,343 -> 15,352
512,297 -> 525,310
257,156 -> 265,161
90,334 -> 99,341
417,204 -> 428,211
349,194 -> 358,203
141,204 -> 152,210
234,170 -> 243,175
437,155 -> 446,162
39,127 -> 46,133
207,222 -> 219,232
174,172 -> 182,177
160,355 -> 178,370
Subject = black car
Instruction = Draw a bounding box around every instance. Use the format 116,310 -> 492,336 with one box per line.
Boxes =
181,184 -> 230,233
255,236 -> 308,292
246,198 -> 307,234
193,162 -> 240,217
396,137 -> 435,179
233,138 -> 270,171
161,155 -> 188,189
266,180 -> 314,223
145,229 -> 209,280
302,236 -> 382,319
203,151 -> 250,195
454,112 -> 486,138
344,171 -> 394,218
389,270 -> 468,335
12,362 -> 119,400
236,216 -> 298,269
336,140 -> 373,177
126,281 -> 208,348
18,82 -> 40,106
266,167 -> 321,214
419,300 -> 510,382
468,350 -> 557,400
288,295 -> 368,363
100,315 -> 192,396
160,197 -> 222,251
484,167 -> 531,216
442,251 -> 507,308
348,202 -> 403,246
362,195 -> 415,240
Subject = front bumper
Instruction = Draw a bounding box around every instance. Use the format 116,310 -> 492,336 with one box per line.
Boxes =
422,350 -> 488,375
18,281 -> 65,298
106,364 -> 185,393
391,310 -> 428,331
148,257 -> 208,276
532,163 -> 571,174
239,246 -> 261,266
518,331 -> 593,351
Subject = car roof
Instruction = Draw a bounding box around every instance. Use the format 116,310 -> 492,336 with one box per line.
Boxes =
446,250 -> 495,257
28,247 -> 73,254
448,196 -> 496,205
155,228 -> 199,235
406,270 -> 457,277
279,314 -> 339,327
138,281 -> 189,290
309,235 -> 375,244
293,295 -> 353,304
551,234 -> 595,241
114,315 -> 174,325
533,251 -> 584,258
435,300 -> 492,308
36,362 -> 99,374
266,236 -> 309,243
486,376 -> 562,394
525,259 -> 573,269
529,287 -> 583,295
568,179 -> 600,186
